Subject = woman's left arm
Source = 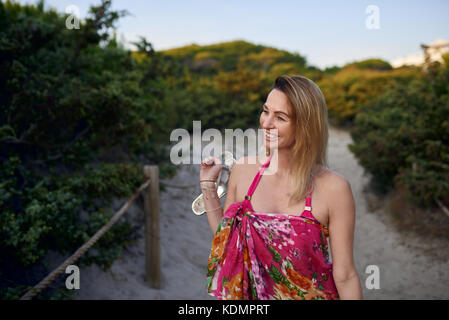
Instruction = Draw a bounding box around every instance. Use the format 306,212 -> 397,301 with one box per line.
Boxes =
327,175 -> 363,300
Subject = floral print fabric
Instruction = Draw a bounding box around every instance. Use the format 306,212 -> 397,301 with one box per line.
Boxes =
206,201 -> 339,300
206,155 -> 339,300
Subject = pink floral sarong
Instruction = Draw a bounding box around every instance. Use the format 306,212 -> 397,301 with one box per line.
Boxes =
206,155 -> 339,300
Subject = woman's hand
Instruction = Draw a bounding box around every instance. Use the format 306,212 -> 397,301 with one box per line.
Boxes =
200,156 -> 222,181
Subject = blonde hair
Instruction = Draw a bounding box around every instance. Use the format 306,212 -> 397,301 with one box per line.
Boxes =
271,75 -> 329,205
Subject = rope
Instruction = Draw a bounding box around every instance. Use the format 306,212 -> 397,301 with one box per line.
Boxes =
19,179 -> 152,300
436,198 -> 449,218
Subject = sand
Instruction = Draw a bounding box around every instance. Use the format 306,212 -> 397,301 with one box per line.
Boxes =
66,125 -> 449,299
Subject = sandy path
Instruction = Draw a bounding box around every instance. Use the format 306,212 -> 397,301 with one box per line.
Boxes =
71,125 -> 449,299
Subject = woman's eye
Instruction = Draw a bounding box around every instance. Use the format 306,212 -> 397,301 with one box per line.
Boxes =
262,109 -> 284,121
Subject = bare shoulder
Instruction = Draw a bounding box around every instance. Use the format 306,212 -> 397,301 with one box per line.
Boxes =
317,168 -> 354,218
229,156 -> 260,197
317,168 -> 351,192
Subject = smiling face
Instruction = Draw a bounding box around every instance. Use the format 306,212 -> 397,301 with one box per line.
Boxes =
259,88 -> 296,151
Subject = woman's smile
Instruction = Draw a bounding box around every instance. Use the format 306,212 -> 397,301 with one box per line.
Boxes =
264,130 -> 278,142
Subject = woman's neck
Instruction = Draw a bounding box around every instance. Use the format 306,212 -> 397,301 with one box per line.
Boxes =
259,148 -> 293,179
273,148 -> 293,178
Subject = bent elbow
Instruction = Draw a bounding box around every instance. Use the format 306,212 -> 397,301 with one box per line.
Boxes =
333,268 -> 359,284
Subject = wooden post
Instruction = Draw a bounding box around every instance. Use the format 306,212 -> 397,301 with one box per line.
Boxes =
143,165 -> 160,288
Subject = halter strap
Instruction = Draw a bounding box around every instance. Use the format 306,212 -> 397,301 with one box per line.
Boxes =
243,154 -> 313,214
244,155 -> 273,204
304,190 -> 312,211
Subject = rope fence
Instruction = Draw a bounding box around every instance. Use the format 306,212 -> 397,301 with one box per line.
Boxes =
19,165 -> 160,300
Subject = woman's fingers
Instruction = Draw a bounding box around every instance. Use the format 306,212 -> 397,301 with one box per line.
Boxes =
202,157 -> 213,165
201,156 -> 221,166
200,156 -> 223,181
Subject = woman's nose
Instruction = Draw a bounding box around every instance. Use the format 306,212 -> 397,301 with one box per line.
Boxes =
262,115 -> 274,129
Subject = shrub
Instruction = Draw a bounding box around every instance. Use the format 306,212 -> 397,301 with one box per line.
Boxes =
348,62 -> 449,207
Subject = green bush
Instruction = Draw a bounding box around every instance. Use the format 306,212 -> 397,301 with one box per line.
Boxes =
345,58 -> 393,71
318,63 -> 419,125
348,62 -> 449,207
0,0 -> 177,299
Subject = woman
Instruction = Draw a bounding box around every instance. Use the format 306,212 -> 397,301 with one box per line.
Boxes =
199,75 -> 362,300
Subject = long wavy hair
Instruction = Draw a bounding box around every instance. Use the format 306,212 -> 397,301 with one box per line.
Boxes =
271,75 -> 329,205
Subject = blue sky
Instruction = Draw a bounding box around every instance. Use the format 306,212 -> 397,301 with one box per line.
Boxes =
16,0 -> 449,69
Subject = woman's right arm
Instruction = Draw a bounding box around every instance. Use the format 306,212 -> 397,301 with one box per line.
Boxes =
200,157 -> 239,234
202,180 -> 223,235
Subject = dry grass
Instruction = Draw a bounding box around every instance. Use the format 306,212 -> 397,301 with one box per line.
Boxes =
364,182 -> 449,262
387,187 -> 449,239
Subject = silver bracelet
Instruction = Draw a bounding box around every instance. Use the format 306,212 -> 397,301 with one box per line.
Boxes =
206,205 -> 222,213
202,188 -> 217,199
200,181 -> 216,186
201,186 -> 217,191
201,181 -> 217,197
